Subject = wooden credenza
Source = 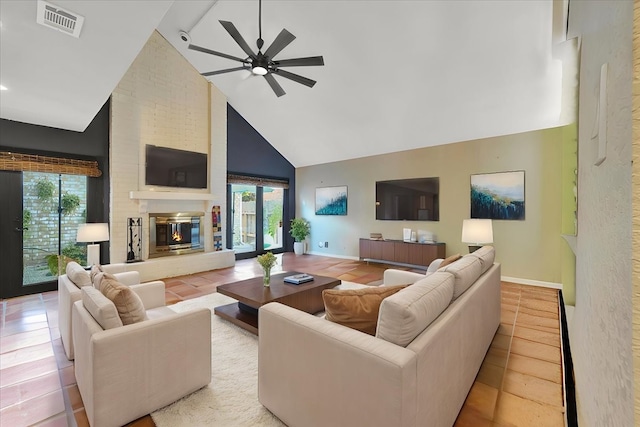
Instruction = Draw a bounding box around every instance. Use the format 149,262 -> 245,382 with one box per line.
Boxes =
359,238 -> 446,269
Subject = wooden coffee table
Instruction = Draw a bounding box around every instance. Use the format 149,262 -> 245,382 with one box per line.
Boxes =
214,272 -> 340,335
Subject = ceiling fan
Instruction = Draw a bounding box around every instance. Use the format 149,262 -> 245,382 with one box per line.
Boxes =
188,0 -> 324,97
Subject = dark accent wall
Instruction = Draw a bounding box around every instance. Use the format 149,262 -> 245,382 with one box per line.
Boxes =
227,104 -> 296,251
0,99 -> 111,262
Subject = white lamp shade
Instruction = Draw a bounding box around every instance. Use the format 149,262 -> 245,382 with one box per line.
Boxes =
77,223 -> 110,243
461,219 -> 493,244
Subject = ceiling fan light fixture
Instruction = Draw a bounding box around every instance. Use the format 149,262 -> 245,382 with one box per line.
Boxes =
190,0 -> 324,96
252,66 -> 268,75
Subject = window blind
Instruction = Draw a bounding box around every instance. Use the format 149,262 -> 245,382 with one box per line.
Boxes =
227,173 -> 289,189
0,151 -> 102,177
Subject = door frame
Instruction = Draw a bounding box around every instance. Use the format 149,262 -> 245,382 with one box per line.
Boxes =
227,183 -> 287,260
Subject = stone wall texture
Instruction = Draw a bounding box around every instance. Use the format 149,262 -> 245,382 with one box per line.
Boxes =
567,1 -> 634,425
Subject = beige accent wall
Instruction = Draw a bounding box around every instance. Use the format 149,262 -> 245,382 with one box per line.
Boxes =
296,126 -> 566,285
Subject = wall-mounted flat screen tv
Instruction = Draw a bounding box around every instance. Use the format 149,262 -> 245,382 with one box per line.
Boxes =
376,177 -> 439,221
145,145 -> 208,189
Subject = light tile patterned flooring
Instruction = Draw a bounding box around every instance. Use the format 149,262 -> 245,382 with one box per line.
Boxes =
0,254 -> 565,426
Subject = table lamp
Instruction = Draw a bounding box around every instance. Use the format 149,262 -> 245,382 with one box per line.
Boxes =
461,219 -> 493,253
77,223 -> 109,266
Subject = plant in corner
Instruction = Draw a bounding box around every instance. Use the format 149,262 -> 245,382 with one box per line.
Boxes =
256,251 -> 277,287
289,218 -> 310,255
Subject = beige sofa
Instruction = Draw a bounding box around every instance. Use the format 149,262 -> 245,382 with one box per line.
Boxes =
58,262 -> 165,360
72,281 -> 211,427
258,246 -> 500,427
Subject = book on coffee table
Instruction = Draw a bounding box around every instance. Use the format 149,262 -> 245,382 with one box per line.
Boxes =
284,274 -> 314,284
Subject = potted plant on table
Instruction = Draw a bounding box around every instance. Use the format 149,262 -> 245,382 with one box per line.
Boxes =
289,218 -> 311,255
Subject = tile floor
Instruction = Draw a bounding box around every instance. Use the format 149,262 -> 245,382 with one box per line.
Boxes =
0,254 -> 565,426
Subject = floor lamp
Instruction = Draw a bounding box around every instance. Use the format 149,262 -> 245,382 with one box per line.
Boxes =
77,223 -> 110,267
461,219 -> 493,253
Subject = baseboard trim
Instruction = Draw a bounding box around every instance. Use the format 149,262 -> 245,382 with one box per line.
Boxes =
501,276 -> 562,290
305,251 -> 360,260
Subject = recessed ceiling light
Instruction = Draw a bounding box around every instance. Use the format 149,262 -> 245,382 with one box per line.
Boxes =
0,85 -> 7,91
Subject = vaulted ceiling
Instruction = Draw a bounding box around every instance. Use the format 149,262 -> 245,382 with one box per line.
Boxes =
0,1 -> 571,167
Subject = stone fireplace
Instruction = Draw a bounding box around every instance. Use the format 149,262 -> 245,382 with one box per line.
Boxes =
149,212 -> 205,258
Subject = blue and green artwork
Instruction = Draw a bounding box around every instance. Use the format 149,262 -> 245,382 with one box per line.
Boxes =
315,186 -> 348,215
471,171 -> 525,220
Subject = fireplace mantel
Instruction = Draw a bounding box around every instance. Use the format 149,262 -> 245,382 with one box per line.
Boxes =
129,191 -> 217,201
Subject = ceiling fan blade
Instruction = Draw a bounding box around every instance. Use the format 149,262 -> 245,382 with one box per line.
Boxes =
202,66 -> 248,76
264,73 -> 286,97
275,56 -> 324,68
188,44 -> 248,64
219,20 -> 256,59
274,69 -> 317,88
263,29 -> 296,60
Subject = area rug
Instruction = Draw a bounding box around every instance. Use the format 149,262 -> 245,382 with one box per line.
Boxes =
151,292 -> 285,427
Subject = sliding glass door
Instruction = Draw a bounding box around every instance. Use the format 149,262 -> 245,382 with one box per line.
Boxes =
229,183 -> 285,259
263,186 -> 284,251
230,184 -> 257,254
22,172 -> 87,285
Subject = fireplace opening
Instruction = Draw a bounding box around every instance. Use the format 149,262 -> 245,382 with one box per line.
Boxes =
149,212 -> 204,258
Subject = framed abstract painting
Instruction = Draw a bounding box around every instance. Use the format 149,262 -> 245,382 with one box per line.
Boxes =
315,186 -> 348,215
471,171 -> 525,220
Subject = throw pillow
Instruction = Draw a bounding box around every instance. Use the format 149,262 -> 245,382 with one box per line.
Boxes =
66,261 -> 91,288
439,253 -> 462,269
92,271 -> 116,290
322,285 -> 408,335
89,264 -> 103,283
99,278 -> 148,325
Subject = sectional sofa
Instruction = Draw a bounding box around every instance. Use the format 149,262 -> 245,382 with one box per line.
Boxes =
258,246 -> 500,427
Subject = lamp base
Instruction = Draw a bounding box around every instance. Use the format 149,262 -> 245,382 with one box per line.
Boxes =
468,245 -> 482,253
86,244 -> 101,267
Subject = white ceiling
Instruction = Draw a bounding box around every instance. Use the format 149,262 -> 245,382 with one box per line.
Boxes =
1,0 -> 569,167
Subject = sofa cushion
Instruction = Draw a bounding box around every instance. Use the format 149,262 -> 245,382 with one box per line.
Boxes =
66,261 -> 91,288
466,245 -> 495,274
439,255 -> 483,300
322,285 -> 408,335
376,272 -> 454,347
81,287 -> 123,330
439,253 -> 462,269
99,278 -> 148,325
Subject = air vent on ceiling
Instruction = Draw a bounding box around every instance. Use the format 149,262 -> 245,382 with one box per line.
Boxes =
36,0 -> 84,38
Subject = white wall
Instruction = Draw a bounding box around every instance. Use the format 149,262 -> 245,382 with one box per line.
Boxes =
567,1 -> 633,425
110,31 -> 234,280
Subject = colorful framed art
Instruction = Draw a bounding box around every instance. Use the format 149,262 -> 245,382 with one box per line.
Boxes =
315,186 -> 347,215
471,171 -> 525,220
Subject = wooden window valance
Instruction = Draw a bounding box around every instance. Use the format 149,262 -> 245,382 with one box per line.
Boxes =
0,151 -> 102,177
227,173 -> 289,189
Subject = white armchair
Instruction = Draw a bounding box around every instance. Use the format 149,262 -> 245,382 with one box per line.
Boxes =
58,262 -> 165,360
72,281 -> 211,427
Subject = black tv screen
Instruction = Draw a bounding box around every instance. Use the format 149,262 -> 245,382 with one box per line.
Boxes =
145,145 -> 208,189
376,177 -> 439,221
